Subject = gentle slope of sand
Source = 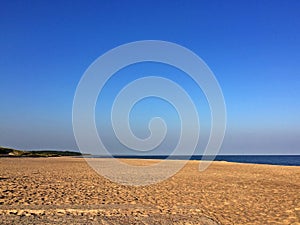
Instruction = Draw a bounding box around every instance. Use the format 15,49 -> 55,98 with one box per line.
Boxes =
0,157 -> 299,224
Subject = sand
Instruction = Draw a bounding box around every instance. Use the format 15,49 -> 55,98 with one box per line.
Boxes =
0,157 -> 299,224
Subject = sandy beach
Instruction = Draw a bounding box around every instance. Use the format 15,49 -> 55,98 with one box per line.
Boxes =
0,157 -> 299,224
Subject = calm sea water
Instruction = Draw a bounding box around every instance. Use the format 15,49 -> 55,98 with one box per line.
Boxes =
87,155 -> 300,166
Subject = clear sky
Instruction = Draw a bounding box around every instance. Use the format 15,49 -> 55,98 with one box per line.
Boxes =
1,0 -> 299,154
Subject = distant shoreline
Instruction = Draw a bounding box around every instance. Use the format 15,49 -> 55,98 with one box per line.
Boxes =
1,146 -> 299,166
81,155 -> 300,166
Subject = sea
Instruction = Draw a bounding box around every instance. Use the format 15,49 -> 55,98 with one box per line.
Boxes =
85,155 -> 300,166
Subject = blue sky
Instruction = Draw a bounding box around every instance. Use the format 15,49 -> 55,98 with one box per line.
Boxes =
1,0 -> 299,154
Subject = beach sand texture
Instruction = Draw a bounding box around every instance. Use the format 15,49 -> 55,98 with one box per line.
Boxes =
0,157 -> 299,224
